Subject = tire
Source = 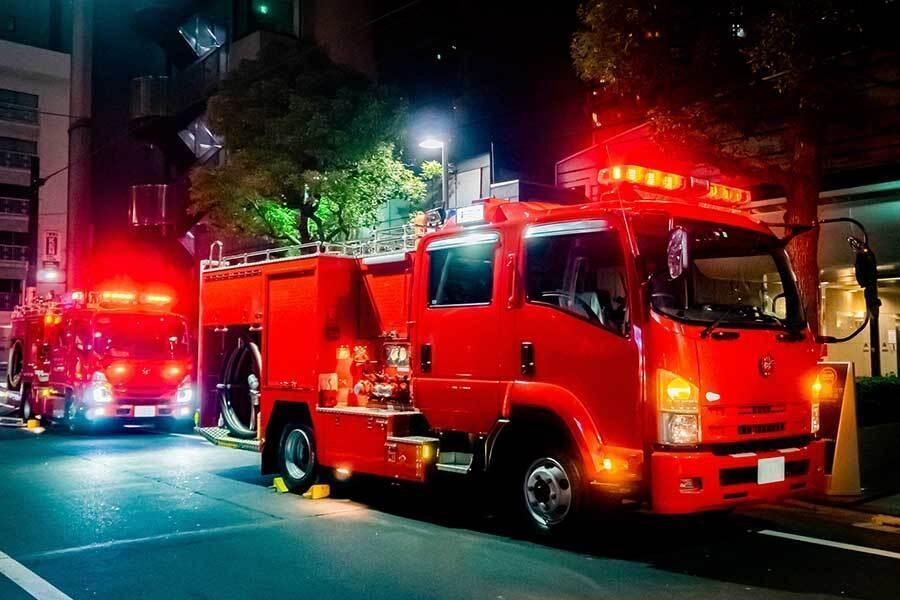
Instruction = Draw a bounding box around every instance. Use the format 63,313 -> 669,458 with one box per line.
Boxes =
277,423 -> 317,494
515,447 -> 585,538
6,341 -> 23,391
64,396 -> 88,434
219,341 -> 261,439
18,385 -> 33,421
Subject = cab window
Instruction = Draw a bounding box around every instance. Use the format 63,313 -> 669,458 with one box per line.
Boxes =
525,223 -> 629,336
427,233 -> 498,307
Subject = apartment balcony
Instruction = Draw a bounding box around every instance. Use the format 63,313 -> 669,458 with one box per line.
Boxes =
0,245 -> 29,280
0,197 -> 30,234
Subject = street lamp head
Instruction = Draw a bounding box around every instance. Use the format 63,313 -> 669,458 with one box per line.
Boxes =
419,137 -> 444,150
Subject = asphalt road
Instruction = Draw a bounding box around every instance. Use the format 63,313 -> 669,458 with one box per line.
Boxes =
0,424 -> 898,600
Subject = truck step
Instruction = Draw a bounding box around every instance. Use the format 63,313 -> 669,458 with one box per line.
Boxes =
436,451 -> 473,475
197,426 -> 261,452
0,416 -> 23,428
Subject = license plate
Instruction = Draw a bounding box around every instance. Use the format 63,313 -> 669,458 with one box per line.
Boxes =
134,406 -> 156,418
757,456 -> 785,485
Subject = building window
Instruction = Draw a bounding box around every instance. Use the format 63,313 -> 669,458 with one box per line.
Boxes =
0,89 -> 39,124
0,136 -> 37,170
525,224 -> 629,336
427,234 -> 498,307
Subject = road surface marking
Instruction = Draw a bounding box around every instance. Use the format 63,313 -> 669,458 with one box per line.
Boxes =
759,529 -> 900,560
0,550 -> 72,600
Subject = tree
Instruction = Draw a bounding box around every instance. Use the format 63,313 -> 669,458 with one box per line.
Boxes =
572,0 -> 900,331
190,41 -> 428,244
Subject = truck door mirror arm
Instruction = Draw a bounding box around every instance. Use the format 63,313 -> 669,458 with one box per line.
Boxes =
813,217 -> 880,345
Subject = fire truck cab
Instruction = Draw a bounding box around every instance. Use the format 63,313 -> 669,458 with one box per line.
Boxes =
197,164 -> 877,535
7,291 -> 193,431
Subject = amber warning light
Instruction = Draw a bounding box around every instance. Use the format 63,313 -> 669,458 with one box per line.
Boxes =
600,164 -> 751,206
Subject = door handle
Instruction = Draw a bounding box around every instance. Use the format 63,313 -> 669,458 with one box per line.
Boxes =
420,343 -> 432,373
521,342 -> 535,376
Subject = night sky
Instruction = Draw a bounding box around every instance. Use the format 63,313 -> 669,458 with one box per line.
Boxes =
372,0 -> 590,182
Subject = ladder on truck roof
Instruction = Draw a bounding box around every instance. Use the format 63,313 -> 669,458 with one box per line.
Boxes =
202,210 -> 443,273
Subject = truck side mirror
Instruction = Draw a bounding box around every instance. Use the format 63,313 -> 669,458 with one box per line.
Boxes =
666,227 -> 689,280
851,237 -> 879,307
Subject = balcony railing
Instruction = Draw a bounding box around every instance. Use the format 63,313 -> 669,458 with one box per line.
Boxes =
0,102 -> 38,125
0,197 -> 29,216
172,45 -> 224,112
0,151 -> 33,171
0,245 -> 29,262
131,45 -> 225,122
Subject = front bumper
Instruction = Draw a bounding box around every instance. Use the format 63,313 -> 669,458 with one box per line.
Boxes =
650,439 -> 825,514
83,403 -> 194,421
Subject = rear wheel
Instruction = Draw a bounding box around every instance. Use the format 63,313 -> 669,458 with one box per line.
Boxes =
277,423 -> 317,494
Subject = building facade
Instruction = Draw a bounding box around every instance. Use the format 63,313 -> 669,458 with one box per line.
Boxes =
0,41 -> 71,303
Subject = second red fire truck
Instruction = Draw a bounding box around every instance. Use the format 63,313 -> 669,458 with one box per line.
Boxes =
7,290 -> 194,432
197,163 -> 877,535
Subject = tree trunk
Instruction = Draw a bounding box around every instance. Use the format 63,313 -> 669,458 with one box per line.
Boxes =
784,131 -> 822,335
298,213 -> 312,243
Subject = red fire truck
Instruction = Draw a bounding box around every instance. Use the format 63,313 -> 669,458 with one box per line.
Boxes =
197,163 -> 877,535
7,290 -> 194,432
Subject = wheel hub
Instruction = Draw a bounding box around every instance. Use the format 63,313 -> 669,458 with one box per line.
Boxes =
283,428 -> 312,481
524,458 -> 572,527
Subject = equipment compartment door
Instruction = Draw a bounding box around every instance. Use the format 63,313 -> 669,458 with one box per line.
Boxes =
412,231 -> 504,433
264,269 -> 317,391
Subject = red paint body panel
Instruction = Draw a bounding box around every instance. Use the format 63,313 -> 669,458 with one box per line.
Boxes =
198,197 -> 827,511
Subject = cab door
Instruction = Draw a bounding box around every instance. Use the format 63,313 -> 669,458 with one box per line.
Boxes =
512,219 -> 643,450
412,230 -> 505,433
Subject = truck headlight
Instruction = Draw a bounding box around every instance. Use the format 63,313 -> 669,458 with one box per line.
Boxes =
658,369 -> 700,445
90,371 -> 113,403
662,413 -> 700,445
176,376 -> 193,404
811,403 -> 820,434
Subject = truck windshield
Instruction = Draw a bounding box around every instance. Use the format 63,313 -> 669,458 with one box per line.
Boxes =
635,217 -> 804,330
92,313 -> 189,359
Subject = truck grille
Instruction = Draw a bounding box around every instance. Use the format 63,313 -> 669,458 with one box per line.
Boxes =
737,422 -> 785,435
720,459 -> 809,486
738,404 -> 786,415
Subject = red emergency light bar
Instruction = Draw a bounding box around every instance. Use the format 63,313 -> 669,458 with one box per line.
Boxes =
66,290 -> 175,308
601,164 -> 751,206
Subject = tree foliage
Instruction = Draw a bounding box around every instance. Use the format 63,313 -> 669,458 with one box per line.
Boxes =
572,0 -> 900,329
190,41 -> 429,243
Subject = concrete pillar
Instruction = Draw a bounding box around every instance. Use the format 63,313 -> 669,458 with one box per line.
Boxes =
67,0 -> 93,290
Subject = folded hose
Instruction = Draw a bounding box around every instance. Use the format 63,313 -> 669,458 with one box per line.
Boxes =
218,341 -> 261,439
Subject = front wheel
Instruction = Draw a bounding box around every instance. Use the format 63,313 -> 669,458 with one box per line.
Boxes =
18,385 -> 33,422
518,450 -> 585,537
64,397 -> 89,434
277,423 -> 317,494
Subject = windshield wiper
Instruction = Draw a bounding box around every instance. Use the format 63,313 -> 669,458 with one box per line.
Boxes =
700,305 -> 743,338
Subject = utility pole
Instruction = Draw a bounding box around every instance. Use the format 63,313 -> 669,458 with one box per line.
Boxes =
67,0 -> 93,290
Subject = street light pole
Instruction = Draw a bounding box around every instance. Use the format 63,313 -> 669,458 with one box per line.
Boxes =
440,141 -> 449,213
419,137 -> 449,214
